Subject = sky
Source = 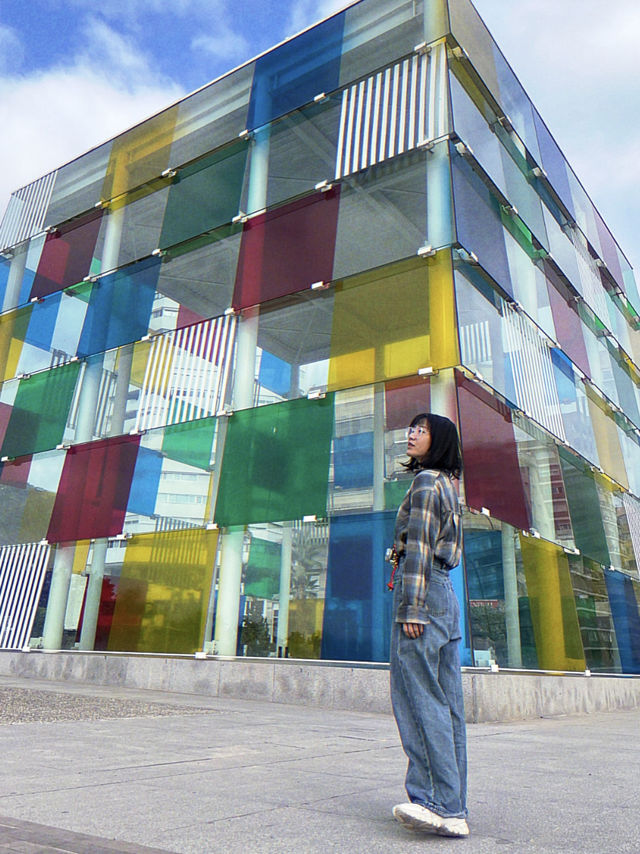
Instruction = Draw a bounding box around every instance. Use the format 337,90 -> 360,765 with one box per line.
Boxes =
0,0 -> 638,275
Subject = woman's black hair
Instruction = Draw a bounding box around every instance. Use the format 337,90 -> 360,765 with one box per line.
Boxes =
404,412 -> 463,478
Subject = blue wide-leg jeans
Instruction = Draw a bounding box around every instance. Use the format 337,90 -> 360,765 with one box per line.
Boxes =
390,565 -> 467,818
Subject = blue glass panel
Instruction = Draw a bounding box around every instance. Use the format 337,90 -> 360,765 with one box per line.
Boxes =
333,432 -> 374,489
247,12 -> 345,131
77,256 -> 160,358
127,446 -> 163,516
550,348 -> 598,463
0,256 -> 10,308
532,111 -> 575,220
321,511 -> 395,663
258,350 -> 291,397
24,292 -> 62,351
611,358 -> 640,427
604,571 -> 640,674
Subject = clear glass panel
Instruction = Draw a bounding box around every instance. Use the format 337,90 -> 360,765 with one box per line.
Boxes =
233,189 -> 341,310
603,570 -> 640,674
620,430 -> 640,497
46,141 -> 112,227
558,447 -> 610,567
456,372 -> 531,531
519,534 -> 585,671
333,151 -> 429,280
550,348 -> 598,464
105,528 -> 218,654
464,515 -> 537,669
160,140 -> 250,250
340,0 -> 426,87
215,395 -> 334,527
569,555 -> 620,672
105,186 -> 170,270
247,12 -> 345,131
328,251 -> 458,391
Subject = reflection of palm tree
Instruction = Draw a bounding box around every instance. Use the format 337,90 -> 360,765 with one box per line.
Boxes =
290,530 -> 327,600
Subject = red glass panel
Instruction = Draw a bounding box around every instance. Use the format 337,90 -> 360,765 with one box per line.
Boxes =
30,209 -> 104,300
545,269 -> 590,378
46,435 -> 140,543
0,401 -> 12,448
457,373 -> 530,530
384,376 -> 431,431
0,455 -> 31,486
232,188 -> 340,310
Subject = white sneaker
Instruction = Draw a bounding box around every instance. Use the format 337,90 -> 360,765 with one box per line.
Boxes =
437,817 -> 470,838
392,802 -> 442,832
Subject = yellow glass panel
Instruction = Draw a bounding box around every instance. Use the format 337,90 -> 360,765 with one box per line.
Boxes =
586,393 -> 629,489
328,250 -> 458,392
287,598 -> 325,659
130,339 -> 153,387
108,527 -> 218,654
520,535 -> 586,672
72,540 -> 91,575
102,106 -> 179,203
18,489 -> 56,543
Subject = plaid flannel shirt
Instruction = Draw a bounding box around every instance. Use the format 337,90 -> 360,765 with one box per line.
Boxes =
394,468 -> 462,624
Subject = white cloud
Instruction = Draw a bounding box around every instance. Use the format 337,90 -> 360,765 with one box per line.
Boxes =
286,0 -> 351,36
192,26 -> 250,62
0,24 -> 25,74
0,19 -> 184,218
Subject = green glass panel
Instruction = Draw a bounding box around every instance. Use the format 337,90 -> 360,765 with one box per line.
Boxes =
520,535 -> 586,671
215,395 -> 334,526
162,417 -> 216,470
244,536 -> 281,599
159,141 -> 249,250
559,448 -> 610,566
107,528 -> 218,654
384,479 -> 411,511
1,362 -> 81,458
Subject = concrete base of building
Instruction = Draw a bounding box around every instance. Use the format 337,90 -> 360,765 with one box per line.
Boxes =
0,649 -> 638,722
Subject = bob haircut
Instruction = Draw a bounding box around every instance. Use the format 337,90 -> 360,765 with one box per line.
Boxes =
404,412 -> 463,479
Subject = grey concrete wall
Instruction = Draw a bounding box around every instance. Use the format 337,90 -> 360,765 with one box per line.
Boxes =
0,650 -> 639,722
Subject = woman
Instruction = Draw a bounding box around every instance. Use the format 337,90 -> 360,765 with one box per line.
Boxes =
390,412 -> 468,838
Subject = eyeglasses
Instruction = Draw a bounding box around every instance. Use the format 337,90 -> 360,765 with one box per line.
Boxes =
407,425 -> 429,438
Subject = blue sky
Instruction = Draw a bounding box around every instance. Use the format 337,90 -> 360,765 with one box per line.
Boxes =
0,0 -> 639,276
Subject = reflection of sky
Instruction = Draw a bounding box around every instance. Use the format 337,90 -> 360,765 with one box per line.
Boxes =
27,450 -> 65,492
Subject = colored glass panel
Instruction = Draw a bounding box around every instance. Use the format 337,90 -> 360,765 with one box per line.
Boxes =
586,392 -> 628,489
457,374 -> 530,530
558,447 -> 610,566
159,140 -> 249,249
1,362 -> 81,459
77,255 -> 160,358
233,189 -> 340,310
532,111 -> 574,220
604,571 -> 640,674
30,210 -> 103,300
384,375 -> 431,431
107,527 -> 218,654
102,107 -> 178,202
162,417 -> 216,471
545,271 -> 591,378
0,304 -> 31,382
215,395 -> 334,527
127,446 -> 163,517
47,435 -> 140,543
244,536 -> 281,599
247,11 -> 345,131
328,252 -> 458,391
321,511 -> 395,663
520,535 -> 585,671
333,432 -> 374,489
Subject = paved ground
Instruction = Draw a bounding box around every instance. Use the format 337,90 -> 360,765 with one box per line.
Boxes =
0,675 -> 637,853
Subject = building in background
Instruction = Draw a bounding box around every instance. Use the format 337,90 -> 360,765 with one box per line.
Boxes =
0,0 -> 639,674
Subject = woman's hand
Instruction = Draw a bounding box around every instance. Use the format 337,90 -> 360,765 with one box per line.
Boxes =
402,622 -> 424,638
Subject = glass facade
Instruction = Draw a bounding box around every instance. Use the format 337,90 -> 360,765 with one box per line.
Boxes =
1,0 -> 639,673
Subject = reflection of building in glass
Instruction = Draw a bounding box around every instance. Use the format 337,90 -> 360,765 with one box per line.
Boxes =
0,0 -> 639,676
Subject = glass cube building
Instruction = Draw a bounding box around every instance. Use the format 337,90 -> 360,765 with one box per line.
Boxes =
0,0 -> 639,674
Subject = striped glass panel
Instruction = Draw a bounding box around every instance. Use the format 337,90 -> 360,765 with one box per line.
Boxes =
0,541 -> 50,649
0,172 -> 57,252
622,493 -> 640,581
134,314 -> 236,432
335,42 -> 448,179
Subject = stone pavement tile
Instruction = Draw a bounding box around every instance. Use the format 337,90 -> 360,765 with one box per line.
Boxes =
0,814 -> 174,853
